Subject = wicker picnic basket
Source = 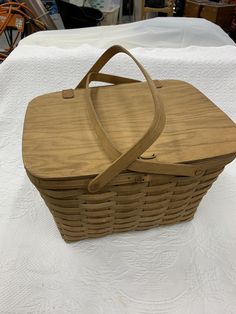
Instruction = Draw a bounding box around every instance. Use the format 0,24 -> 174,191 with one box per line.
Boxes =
22,45 -> 236,242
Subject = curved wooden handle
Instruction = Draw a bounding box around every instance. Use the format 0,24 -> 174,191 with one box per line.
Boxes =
77,46 -> 203,193
77,45 -> 162,89
80,45 -> 166,192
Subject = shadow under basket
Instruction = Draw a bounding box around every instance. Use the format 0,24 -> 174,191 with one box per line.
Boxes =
22,45 -> 236,242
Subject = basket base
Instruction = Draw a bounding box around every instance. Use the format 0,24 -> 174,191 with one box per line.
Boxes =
61,216 -> 195,243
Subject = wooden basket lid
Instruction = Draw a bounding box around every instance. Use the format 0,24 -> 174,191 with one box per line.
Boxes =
23,79 -> 236,180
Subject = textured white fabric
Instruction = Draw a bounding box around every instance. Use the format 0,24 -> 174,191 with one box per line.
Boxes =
0,44 -> 236,313
19,17 -> 235,49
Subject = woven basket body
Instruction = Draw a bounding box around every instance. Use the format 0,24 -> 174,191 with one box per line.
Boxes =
27,154 -> 234,242
23,46 -> 236,242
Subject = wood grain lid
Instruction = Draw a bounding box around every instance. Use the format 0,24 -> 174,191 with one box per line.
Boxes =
22,80 -> 236,179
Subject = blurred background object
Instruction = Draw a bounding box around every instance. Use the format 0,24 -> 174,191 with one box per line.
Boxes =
18,0 -> 57,30
88,0 -> 121,24
56,0 -> 103,28
184,0 -> 236,40
0,0 -> 59,61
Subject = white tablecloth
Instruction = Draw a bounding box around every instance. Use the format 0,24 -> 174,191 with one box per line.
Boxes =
19,17 -> 235,49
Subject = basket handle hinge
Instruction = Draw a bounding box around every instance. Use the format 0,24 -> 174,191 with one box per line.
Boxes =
62,89 -> 74,99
